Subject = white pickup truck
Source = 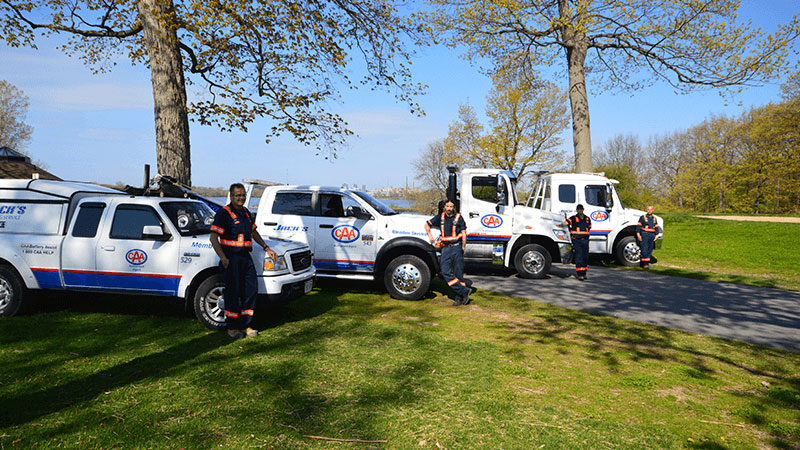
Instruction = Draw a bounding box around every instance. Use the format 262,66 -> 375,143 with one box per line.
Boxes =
528,172 -> 664,266
244,167 -> 570,300
0,179 -> 315,330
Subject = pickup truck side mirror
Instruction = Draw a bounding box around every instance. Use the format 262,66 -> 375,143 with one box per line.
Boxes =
346,205 -> 373,220
142,225 -> 170,240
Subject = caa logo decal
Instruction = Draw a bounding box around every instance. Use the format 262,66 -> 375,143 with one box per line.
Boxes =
590,210 -> 609,222
332,225 -> 360,243
481,214 -> 503,228
126,249 -> 148,265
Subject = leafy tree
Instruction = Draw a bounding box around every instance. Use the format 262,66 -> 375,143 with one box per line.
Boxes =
0,80 -> 33,153
429,0 -> 800,173
1,0 -> 426,185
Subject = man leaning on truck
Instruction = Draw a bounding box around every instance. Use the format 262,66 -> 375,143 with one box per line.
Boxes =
425,200 -> 470,306
210,183 -> 277,338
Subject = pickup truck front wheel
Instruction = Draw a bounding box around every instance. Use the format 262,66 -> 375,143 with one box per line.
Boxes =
615,236 -> 641,267
384,255 -> 430,301
514,244 -> 551,279
0,265 -> 26,317
193,274 -> 227,331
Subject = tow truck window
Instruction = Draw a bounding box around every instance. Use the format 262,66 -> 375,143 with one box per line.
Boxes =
272,192 -> 313,216
110,205 -> 165,240
584,185 -> 607,207
72,203 -> 105,238
472,176 -> 502,204
160,201 -> 215,236
558,184 -> 576,203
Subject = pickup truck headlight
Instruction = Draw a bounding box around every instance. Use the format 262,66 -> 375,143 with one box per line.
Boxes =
263,254 -> 288,273
552,229 -> 569,241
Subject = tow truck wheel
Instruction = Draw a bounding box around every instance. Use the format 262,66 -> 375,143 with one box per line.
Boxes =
384,255 -> 430,300
193,274 -> 227,331
514,244 -> 551,279
615,236 -> 641,267
0,265 -> 26,317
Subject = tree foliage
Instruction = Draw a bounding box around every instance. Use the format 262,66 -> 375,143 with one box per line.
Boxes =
429,0 -> 800,173
0,80 -> 33,153
1,0 -> 427,184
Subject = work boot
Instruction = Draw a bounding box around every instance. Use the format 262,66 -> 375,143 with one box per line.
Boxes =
453,296 -> 462,306
245,327 -> 259,338
461,292 -> 471,305
227,330 -> 244,339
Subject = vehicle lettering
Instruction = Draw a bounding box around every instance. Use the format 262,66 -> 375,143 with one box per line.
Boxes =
590,210 -> 609,222
273,225 -> 309,232
0,205 -> 26,215
180,256 -> 192,264
126,249 -> 148,265
481,214 -> 503,228
191,241 -> 213,249
332,224 -> 360,243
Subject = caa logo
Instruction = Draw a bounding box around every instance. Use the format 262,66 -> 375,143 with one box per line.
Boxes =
590,210 -> 609,222
332,225 -> 360,243
481,214 -> 503,228
126,249 -> 148,265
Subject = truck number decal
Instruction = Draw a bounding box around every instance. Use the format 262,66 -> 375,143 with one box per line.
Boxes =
481,214 -> 503,228
126,249 -> 148,265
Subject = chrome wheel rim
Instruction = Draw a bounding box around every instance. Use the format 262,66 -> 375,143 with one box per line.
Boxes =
522,250 -> 545,275
392,263 -> 422,294
0,277 -> 12,311
623,241 -> 641,264
204,286 -> 226,324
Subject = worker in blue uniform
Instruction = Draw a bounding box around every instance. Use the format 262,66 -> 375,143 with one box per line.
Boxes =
561,204 -> 592,280
210,183 -> 276,338
636,205 -> 661,269
425,200 -> 470,306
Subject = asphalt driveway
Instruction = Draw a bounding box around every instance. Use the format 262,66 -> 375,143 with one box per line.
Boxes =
466,264 -> 800,353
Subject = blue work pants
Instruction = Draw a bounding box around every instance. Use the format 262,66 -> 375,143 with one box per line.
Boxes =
223,252 -> 258,330
573,238 -> 589,276
441,245 -> 470,297
640,233 -> 655,264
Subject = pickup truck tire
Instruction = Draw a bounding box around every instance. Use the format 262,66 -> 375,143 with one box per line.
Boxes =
383,255 -> 430,300
0,265 -> 26,317
193,274 -> 227,331
514,244 -> 551,279
615,236 -> 641,267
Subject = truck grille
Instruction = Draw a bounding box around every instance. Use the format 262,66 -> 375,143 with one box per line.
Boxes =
289,250 -> 313,272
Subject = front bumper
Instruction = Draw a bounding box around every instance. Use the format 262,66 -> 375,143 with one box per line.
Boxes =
257,266 -> 316,302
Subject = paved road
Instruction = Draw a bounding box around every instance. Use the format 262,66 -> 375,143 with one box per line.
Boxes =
466,264 -> 800,353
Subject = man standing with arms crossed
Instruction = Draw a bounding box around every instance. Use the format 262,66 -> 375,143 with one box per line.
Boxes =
560,204 -> 592,280
636,205 -> 661,270
425,200 -> 470,306
210,183 -> 277,338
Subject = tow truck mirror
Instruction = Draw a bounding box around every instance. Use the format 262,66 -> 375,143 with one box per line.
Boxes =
142,225 -> 170,240
494,176 -> 506,206
604,185 -> 614,212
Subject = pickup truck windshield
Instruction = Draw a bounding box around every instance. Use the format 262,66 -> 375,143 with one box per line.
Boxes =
352,191 -> 398,215
160,201 -> 215,236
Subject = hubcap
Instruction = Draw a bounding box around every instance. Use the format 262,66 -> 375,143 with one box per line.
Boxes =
204,286 -> 226,324
392,263 -> 422,294
522,250 -> 545,274
623,242 -> 641,263
0,277 -> 12,311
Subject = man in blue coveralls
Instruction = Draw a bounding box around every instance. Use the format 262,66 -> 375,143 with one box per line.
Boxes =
210,183 -> 277,339
561,204 -> 592,280
425,200 -> 470,306
636,205 -> 661,270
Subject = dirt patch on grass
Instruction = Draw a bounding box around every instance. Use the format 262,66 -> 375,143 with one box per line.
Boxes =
698,215 -> 800,223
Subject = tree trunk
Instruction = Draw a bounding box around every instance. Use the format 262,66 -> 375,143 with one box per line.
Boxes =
137,0 -> 192,186
559,0 -> 592,173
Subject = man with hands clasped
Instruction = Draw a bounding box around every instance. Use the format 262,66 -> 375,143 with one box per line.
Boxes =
425,200 -> 470,306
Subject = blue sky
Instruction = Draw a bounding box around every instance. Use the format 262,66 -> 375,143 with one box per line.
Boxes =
1,1 -> 797,189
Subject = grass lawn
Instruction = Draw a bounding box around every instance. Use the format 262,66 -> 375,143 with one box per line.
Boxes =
613,213 -> 800,291
2,283 -> 798,449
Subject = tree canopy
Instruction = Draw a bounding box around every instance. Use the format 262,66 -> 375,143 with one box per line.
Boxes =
429,0 -> 800,173
1,0 -> 427,184
0,80 -> 33,153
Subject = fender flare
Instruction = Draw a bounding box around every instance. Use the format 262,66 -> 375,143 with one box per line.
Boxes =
0,246 -> 40,289
375,237 -> 439,274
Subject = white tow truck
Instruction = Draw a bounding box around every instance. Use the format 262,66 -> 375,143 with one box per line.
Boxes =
244,166 -> 570,300
0,179 -> 315,329
527,172 -> 663,266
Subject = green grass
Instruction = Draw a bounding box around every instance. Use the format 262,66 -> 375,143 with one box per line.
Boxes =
2,285 -> 799,449
623,212 -> 800,290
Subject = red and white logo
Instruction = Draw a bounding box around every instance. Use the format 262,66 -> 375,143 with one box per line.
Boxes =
591,210 -> 609,222
126,249 -> 148,265
332,225 -> 360,243
481,214 -> 503,228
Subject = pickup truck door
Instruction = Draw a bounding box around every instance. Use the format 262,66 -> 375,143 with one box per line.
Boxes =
61,201 -> 108,289
313,192 -> 377,273
92,201 -> 181,295
258,191 -> 315,249
462,174 -> 513,246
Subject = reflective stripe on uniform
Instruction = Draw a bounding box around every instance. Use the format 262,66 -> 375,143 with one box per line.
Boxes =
241,309 -> 254,316
440,212 -> 463,241
447,278 -> 460,286
225,311 -> 239,318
